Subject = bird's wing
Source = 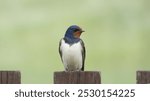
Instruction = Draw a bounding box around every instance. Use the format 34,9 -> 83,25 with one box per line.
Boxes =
80,39 -> 86,71
59,38 -> 63,62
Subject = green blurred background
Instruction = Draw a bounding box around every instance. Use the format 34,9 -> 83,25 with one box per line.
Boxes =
0,0 -> 150,84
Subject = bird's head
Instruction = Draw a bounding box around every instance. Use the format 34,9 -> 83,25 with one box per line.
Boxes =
64,25 -> 84,43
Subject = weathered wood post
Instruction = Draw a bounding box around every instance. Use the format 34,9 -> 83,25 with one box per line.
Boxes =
0,71 -> 21,84
136,71 -> 150,84
54,71 -> 101,84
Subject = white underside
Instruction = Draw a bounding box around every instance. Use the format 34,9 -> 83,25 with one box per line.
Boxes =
60,39 -> 82,71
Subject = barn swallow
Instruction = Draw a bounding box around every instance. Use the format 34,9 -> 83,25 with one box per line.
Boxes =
59,25 -> 86,71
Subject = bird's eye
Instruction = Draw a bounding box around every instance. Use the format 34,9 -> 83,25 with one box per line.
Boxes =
74,29 -> 80,32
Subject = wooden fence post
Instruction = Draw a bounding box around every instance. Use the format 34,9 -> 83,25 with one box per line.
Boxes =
136,71 -> 150,84
54,71 -> 101,84
0,71 -> 21,84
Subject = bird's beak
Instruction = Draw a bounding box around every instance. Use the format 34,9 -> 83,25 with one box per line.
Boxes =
81,30 -> 85,33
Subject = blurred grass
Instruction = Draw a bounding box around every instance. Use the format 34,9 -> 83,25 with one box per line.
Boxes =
0,0 -> 150,83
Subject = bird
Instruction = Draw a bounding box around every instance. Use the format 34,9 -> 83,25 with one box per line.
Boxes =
59,25 -> 86,71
